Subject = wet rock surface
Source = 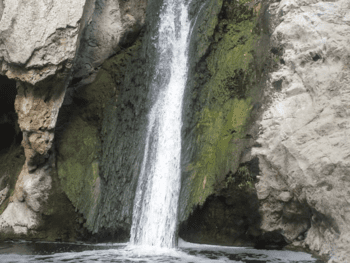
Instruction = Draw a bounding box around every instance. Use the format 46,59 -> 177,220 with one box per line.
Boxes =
92,1 -> 160,239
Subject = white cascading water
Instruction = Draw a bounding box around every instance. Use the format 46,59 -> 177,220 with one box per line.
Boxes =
130,0 -> 191,248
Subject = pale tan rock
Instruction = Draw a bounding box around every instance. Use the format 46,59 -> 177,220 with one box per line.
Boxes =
0,0 -> 93,84
0,201 -> 39,235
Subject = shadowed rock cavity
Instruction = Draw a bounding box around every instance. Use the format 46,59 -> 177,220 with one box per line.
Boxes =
179,194 -> 261,247
0,76 -> 22,152
0,75 -> 24,212
179,159 -> 263,247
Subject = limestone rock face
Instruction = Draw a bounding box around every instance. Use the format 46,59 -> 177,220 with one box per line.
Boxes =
251,0 -> 350,262
0,0 -> 92,84
0,1 -> 4,21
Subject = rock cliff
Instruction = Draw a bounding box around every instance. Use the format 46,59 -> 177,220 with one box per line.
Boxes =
248,0 -> 350,262
179,0 -> 350,262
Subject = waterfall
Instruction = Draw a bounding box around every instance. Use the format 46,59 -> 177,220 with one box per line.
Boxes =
130,0 -> 191,248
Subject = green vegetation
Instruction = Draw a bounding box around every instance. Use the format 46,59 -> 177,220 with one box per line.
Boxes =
195,0 -> 224,60
225,166 -> 255,189
186,98 -> 252,207
183,0 -> 263,218
56,37 -> 143,232
57,116 -> 101,229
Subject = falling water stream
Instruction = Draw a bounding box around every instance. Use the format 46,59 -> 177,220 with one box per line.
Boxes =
130,0 -> 191,248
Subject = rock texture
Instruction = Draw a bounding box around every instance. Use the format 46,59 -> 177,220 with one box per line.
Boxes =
0,0 -> 91,84
0,0 -> 146,238
0,185 -> 8,207
249,0 -> 350,262
0,0 -> 92,236
179,176 -> 261,247
55,0 -> 147,239
71,0 -> 147,88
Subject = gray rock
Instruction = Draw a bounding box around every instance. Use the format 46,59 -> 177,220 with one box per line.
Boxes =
277,191 -> 292,202
256,182 -> 270,200
0,185 -> 8,207
251,0 -> 350,262
0,0 -> 93,84
0,1 -> 4,21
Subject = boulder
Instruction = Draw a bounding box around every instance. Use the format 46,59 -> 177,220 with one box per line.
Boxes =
0,0 -> 92,84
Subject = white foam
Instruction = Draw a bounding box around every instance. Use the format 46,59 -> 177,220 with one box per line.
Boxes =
130,0 -> 192,248
0,241 -> 322,263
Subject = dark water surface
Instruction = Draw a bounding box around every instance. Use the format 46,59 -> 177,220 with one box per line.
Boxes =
0,239 -> 325,263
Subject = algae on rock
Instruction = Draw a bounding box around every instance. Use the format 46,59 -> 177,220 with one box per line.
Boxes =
180,0 -> 265,221
57,116 -> 101,230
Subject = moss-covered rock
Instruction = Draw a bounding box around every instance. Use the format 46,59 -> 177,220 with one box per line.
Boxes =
94,33 -> 151,239
57,116 -> 101,230
180,0 -> 266,221
54,36 -> 144,237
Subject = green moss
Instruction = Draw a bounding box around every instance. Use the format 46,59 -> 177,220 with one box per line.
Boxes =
183,0 -> 263,219
55,35 -> 143,234
226,165 -> 255,189
57,116 -> 101,229
186,98 -> 252,209
196,0 -> 223,59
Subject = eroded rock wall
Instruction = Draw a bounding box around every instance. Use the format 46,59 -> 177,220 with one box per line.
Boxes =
55,0 -> 147,240
0,0 -> 147,239
179,0 -> 350,261
248,0 -> 350,262
0,0 -> 95,237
